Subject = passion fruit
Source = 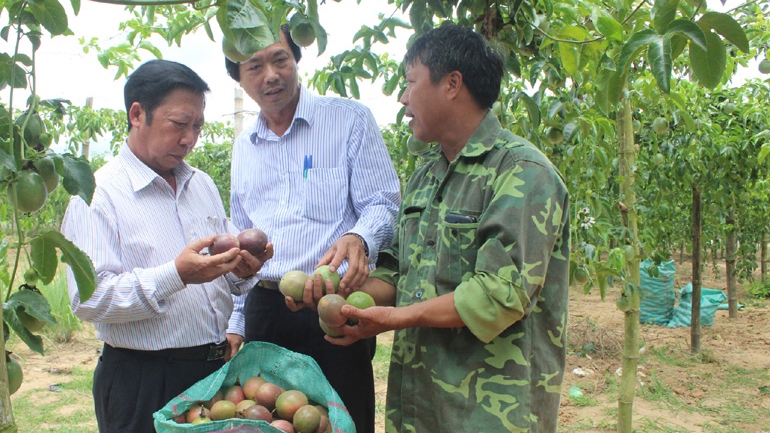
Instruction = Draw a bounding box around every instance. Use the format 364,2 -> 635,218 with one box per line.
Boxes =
289,21 -> 315,47
312,265 -> 340,293
222,37 -> 253,63
573,267 -> 589,284
8,170 -> 48,213
279,270 -> 310,302
546,127 -> 564,144
6,354 -> 22,395
35,157 -> 60,193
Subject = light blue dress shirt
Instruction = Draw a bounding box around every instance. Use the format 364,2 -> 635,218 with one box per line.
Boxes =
230,85 -> 401,284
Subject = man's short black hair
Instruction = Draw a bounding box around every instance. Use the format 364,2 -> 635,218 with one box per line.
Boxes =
225,24 -> 302,82
124,59 -> 210,131
404,22 -> 503,109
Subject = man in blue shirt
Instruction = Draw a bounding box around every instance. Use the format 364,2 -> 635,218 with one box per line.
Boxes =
225,25 -> 401,433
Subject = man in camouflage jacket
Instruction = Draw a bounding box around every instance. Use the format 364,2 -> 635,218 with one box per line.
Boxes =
325,22 -> 570,432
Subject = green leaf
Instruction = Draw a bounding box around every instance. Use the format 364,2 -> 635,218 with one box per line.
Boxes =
28,0 -> 69,36
0,146 -> 15,171
607,70 -> 627,108
595,68 -> 611,115
689,30 -> 726,89
515,92 -> 541,129
558,41 -> 579,74
3,301 -> 44,354
41,231 -> 96,303
677,109 -> 695,132
70,0 -> 81,15
666,19 -> 706,51
220,0 -> 274,55
697,12 -> 749,53
8,289 -> 56,327
596,15 -> 623,42
309,18 -> 327,56
30,233 -> 60,285
651,0 -> 680,34
383,74 -> 399,96
670,34 -> 688,59
427,0 -> 448,17
618,29 -> 660,73
61,154 -> 95,205
647,34 -> 672,93
760,142 -> 770,164
410,0 -> 426,32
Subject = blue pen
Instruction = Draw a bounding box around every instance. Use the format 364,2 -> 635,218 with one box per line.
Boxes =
303,155 -> 312,180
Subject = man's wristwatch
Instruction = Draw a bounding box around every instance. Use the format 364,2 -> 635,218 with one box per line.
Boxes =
345,233 -> 369,257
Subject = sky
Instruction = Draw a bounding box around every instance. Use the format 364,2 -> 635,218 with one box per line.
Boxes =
4,0 -> 765,156
33,1 -> 409,141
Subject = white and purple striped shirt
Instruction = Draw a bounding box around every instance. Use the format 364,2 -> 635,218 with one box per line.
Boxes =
230,85 -> 401,287
61,145 -> 255,350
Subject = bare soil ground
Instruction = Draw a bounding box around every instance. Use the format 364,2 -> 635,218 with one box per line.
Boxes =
9,258 -> 770,432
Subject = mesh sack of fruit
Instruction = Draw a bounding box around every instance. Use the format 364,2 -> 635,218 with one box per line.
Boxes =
639,259 -> 677,326
153,341 -> 355,433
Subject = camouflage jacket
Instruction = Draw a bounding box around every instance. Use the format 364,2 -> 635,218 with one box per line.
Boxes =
371,112 -> 570,433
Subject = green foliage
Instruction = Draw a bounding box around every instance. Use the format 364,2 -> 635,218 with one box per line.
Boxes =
186,141 -> 233,214
747,280 -> 770,299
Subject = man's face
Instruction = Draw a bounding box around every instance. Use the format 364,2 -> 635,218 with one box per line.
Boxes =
129,88 -> 205,176
400,59 -> 443,144
238,32 -> 300,115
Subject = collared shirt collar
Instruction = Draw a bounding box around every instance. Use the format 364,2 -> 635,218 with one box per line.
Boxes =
118,143 -> 195,193
458,110 -> 502,159
250,85 -> 315,143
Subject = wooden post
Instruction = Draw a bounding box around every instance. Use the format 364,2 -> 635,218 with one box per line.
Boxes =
82,97 -> 93,160
234,87 -> 244,138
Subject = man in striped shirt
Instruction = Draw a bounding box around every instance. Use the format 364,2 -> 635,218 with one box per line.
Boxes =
62,59 -> 272,433
225,25 -> 400,433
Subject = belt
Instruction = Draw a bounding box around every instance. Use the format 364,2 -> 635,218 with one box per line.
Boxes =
256,280 -> 280,290
104,341 -> 228,362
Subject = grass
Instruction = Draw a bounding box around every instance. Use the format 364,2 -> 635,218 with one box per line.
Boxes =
38,266 -> 82,343
11,366 -> 97,433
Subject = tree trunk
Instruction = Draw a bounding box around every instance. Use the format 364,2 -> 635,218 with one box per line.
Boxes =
761,232 -> 767,283
679,241 -> 685,264
1,306 -> 18,432
616,97 -> 640,433
726,209 -> 738,318
691,185 -> 702,354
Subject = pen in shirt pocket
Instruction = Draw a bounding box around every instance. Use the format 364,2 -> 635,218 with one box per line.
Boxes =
303,154 -> 312,180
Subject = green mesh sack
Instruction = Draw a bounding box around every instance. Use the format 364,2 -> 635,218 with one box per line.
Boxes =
154,341 -> 355,433
639,259 -> 677,326
667,283 -> 728,328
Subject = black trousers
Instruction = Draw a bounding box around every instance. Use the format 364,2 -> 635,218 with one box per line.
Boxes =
244,286 -> 376,433
93,343 -> 225,433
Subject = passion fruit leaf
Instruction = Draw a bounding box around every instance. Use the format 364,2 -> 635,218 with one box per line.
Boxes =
689,30 -> 725,89
27,0 -> 69,36
0,147 -> 14,171
2,302 -> 44,354
30,233 -> 59,284
61,154 -> 95,205
696,12 -> 749,53
218,0 -> 274,55
37,230 -> 96,302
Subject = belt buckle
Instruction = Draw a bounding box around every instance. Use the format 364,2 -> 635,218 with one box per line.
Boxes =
207,342 -> 227,361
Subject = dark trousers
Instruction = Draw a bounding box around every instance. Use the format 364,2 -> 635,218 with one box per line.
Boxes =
93,343 -> 225,433
244,287 -> 376,433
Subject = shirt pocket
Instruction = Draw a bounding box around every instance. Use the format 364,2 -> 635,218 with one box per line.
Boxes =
302,167 -> 347,223
436,211 -> 480,288
399,206 -> 425,274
